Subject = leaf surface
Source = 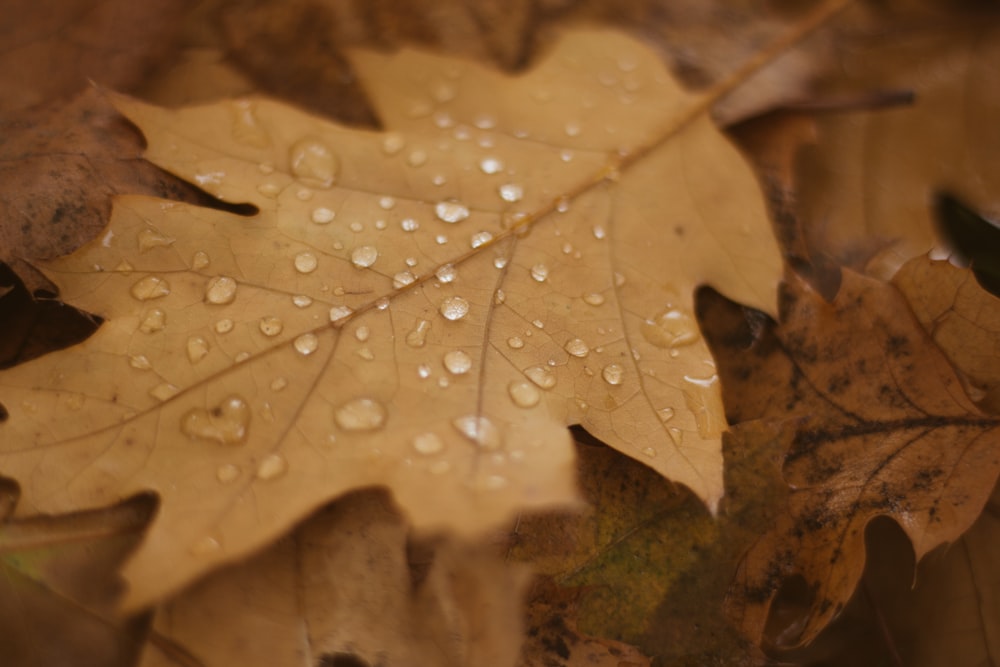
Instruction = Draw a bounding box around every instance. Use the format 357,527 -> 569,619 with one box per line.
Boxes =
0,29 -> 788,607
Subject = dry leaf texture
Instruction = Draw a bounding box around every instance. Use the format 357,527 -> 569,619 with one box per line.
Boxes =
0,30 -> 785,607
717,271 -> 1000,648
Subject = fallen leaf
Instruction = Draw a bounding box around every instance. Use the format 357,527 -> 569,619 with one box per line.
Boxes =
715,270 -> 1000,648
140,490 -> 528,667
0,19 -> 837,606
0,482 -> 153,667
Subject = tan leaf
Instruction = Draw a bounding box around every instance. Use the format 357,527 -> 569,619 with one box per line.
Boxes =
716,271 -> 1000,648
0,19 -> 843,606
141,491 -> 528,667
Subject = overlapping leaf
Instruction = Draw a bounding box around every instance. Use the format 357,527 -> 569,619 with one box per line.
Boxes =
0,30 -> 785,607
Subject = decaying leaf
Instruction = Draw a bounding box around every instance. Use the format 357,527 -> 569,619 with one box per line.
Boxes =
0,26 -> 800,608
714,270 -> 1000,648
141,490 -> 528,667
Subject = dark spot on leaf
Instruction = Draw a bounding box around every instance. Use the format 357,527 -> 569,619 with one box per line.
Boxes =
318,653 -> 371,667
0,402 -> 7,422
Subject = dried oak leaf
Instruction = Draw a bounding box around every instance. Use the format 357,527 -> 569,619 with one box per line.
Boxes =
0,30 -> 786,607
141,490 -> 528,667
716,270 -> 1000,648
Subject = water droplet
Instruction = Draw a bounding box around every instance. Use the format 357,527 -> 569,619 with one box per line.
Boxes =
412,432 -> 445,455
507,380 -> 540,408
532,319 -> 545,329
641,307 -> 700,348
602,363 -> 624,386
292,295 -> 313,308
642,447 -> 657,458
435,264 -> 457,283
129,354 -> 152,370
406,319 -> 431,347
507,336 -> 524,349
406,257 -> 419,267
130,276 -> 171,301
356,346 -> 375,361
232,100 -> 269,148
440,296 -> 470,321
329,306 -> 353,323
375,296 -> 390,310
668,427 -> 684,446
294,333 -> 319,355
378,196 -> 396,210
257,182 -> 280,198
383,132 -> 405,154
494,289 -> 506,305
393,271 -> 416,288
294,252 -> 318,274
493,256 -> 508,269
564,338 -> 589,358
583,292 -> 605,306
216,464 -> 240,483
658,407 -> 675,422
592,225 -> 607,240
296,188 -> 313,201
311,207 -> 335,224
187,336 -> 210,363
191,251 -> 210,270
259,316 -> 283,337
181,396 -> 250,445
334,397 -> 387,431
270,377 -> 288,392
452,415 -> 501,450
435,234 -> 449,245
530,264 -> 549,282
401,217 -> 419,232
150,383 -> 180,401
682,374 -> 724,438
479,157 -> 504,174
374,219 -> 387,230
498,183 -> 523,202
348,245 -> 378,269
214,318 -> 234,334
614,272 -> 626,287
205,276 -> 237,304
139,309 -> 166,333
137,229 -> 175,253
443,350 -> 472,375
435,200 -> 470,223
289,137 -> 338,188
564,121 -> 582,137
234,352 -> 250,363
407,149 -> 428,167
417,364 -> 432,379
114,259 -> 134,274
354,325 -> 370,342
256,453 -> 287,480
524,365 -> 556,389
190,535 -> 221,556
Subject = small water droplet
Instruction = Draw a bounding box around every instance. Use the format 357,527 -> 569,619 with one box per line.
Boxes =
259,316 -> 283,337
564,121 -> 582,137
556,198 -> 571,213
354,325 -> 370,342
137,228 -> 175,253
507,336 -> 524,349
289,137 -> 338,188
192,251 -> 210,270
139,309 -> 166,333
435,234 -> 449,245
532,319 -> 545,329
205,276 -> 237,304
524,365 -> 556,389
479,157 -> 504,174
658,407 -> 675,422
187,336 -> 210,363
407,149 -> 428,167
406,319 -> 431,347
498,183 -> 523,202
393,271 -> 416,288
375,296 -> 390,310
614,272 -> 626,287
507,380 -> 540,408
493,256 -> 508,269
256,453 -> 288,480
668,427 -> 684,446
401,217 -> 419,232
294,333 -> 319,355
130,276 -> 171,301
452,415 -> 501,450
270,377 -> 288,392
350,245 -> 378,269
435,200 -> 470,223
378,196 -> 396,210
292,295 -> 313,308
439,296 -> 470,321
234,351 -> 250,363
216,463 -> 240,483
641,307 -> 700,348
329,306 -> 353,323
642,446 -> 657,458
150,383 -> 180,401
412,432 -> 445,455
417,363 -> 432,379
494,289 -> 506,305
583,292 -> 605,306
294,252 -> 318,274
592,225 -> 607,240
296,188 -> 313,201
443,350 -> 472,375
469,231 -> 493,248
435,264 -> 457,283
356,346 -> 375,361
602,363 -> 624,386
311,207 -> 335,224
334,397 -> 387,431
215,318 -> 234,334
564,338 -> 589,358
181,395 -> 250,445
530,264 -> 549,282
257,182 -> 280,198
129,354 -> 152,370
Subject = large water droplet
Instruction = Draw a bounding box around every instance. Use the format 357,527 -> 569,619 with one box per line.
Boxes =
187,336 -> 210,363
294,252 -> 318,274
351,246 -> 378,269
138,229 -> 175,253
564,338 -> 589,358
452,415 -> 501,450
289,137 -> 338,188
524,365 -> 556,389
641,307 -> 700,348
435,200 -> 470,223
443,350 -> 472,375
507,380 -> 540,408
334,397 -> 387,431
256,453 -> 288,480
294,333 -> 319,356
440,296 -> 470,321
215,318 -> 234,334
205,276 -> 237,304
139,309 -> 166,333
406,319 -> 431,347
412,432 -> 445,455
131,276 -> 171,301
181,396 -> 250,445
602,363 -> 624,386
259,316 -> 283,337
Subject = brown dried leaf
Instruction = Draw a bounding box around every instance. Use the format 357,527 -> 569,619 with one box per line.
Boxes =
714,271 -> 1000,648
